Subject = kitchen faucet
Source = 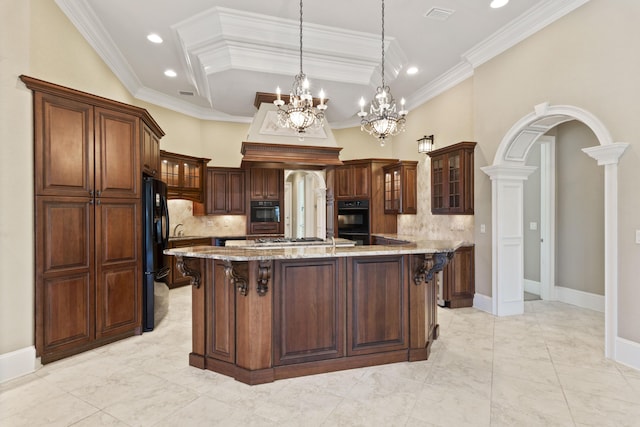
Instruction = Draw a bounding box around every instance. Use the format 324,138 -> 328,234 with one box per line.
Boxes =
173,223 -> 184,237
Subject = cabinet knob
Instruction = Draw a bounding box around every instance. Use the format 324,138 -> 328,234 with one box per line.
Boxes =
89,189 -> 94,197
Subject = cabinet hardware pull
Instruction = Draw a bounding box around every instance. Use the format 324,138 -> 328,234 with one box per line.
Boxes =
89,189 -> 94,197
89,199 -> 94,205
97,190 -> 102,197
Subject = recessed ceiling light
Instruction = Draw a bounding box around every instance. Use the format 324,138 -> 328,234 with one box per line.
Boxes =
164,69 -> 177,78
490,0 -> 509,8
147,33 -> 163,44
406,66 -> 419,75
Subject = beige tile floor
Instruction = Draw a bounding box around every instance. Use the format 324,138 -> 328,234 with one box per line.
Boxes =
2,285 -> 639,427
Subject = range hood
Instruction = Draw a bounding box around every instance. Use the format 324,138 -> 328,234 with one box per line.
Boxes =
241,94 -> 343,169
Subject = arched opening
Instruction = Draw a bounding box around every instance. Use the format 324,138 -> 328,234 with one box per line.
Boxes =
284,170 -> 327,239
481,102 -> 629,358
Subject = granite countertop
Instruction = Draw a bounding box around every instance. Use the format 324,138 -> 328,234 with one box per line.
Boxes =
164,234 -> 464,261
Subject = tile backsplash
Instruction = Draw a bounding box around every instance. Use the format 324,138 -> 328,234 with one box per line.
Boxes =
168,200 -> 247,237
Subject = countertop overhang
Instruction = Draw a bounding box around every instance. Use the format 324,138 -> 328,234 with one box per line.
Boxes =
164,235 -> 464,261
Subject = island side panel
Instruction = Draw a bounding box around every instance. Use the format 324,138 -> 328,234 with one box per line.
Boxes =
189,258 -> 205,368
235,260 -> 273,382
346,255 -> 409,356
273,258 -> 345,366
206,260 -> 235,363
408,254 -> 439,361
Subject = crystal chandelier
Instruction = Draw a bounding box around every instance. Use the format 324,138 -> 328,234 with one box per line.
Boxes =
357,0 -> 408,146
274,0 -> 327,135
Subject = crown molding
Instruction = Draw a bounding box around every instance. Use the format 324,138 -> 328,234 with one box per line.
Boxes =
54,0 -> 142,94
462,0 -> 590,68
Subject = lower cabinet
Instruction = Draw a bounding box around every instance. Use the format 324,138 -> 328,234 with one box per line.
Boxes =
441,245 -> 475,308
347,255 -> 408,355
36,196 -> 141,363
195,253 -> 439,384
273,258 -> 344,365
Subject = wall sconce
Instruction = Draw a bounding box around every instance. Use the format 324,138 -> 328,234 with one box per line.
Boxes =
417,135 -> 435,154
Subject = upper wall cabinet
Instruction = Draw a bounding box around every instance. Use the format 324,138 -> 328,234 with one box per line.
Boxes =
193,167 -> 246,215
334,161 -> 371,199
160,150 -> 210,203
249,168 -> 283,200
427,141 -> 476,215
142,123 -> 161,177
383,161 -> 418,214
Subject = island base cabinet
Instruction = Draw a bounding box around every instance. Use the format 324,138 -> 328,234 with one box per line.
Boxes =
274,259 -> 344,366
347,256 -> 408,356
188,254 -> 442,385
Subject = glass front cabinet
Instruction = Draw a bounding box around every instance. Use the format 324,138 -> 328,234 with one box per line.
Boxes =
160,150 -> 210,203
383,161 -> 418,214
427,141 -> 476,215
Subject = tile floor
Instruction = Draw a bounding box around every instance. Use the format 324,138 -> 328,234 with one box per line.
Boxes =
2,286 -> 639,427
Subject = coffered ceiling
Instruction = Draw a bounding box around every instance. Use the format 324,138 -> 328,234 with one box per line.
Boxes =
55,0 -> 588,127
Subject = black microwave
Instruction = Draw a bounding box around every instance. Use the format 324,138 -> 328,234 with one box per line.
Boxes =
250,200 -> 280,223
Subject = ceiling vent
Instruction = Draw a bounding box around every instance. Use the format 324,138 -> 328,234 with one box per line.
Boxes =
179,90 -> 194,96
424,7 -> 455,21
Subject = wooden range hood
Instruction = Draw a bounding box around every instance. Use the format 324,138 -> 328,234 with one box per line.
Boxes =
240,141 -> 343,169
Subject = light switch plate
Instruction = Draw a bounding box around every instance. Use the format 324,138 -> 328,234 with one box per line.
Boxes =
480,224 -> 486,233
529,222 -> 538,231
636,229 -> 640,244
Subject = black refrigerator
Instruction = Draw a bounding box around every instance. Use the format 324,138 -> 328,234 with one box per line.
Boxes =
143,177 -> 170,331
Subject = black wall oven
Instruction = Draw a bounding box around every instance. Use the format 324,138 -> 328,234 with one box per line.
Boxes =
250,200 -> 280,223
337,200 -> 370,245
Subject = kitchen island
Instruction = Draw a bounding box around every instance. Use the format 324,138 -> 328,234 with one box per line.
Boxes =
165,236 -> 461,385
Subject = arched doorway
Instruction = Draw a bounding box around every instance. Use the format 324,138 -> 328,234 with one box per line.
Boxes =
481,102 -> 629,358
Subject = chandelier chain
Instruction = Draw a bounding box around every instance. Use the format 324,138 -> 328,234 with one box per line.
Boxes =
299,0 -> 304,75
381,0 -> 385,87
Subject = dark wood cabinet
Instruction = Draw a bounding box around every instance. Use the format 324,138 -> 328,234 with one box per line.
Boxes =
347,255 -> 408,356
273,258 -> 344,366
194,168 -> 245,216
335,162 -> 371,199
383,161 -> 418,214
21,75 -> 160,363
441,245 -> 475,308
160,150 -> 210,203
165,237 -> 212,288
249,168 -> 282,200
330,159 -> 398,238
427,141 -> 476,215
142,122 -> 161,177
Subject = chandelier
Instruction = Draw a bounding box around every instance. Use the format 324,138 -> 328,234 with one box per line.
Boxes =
357,0 -> 408,146
274,0 -> 327,135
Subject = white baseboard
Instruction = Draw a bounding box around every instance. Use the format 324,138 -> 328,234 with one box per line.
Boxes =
473,293 -> 493,314
0,346 -> 39,383
554,286 -> 605,312
524,279 -> 540,295
616,337 -> 640,372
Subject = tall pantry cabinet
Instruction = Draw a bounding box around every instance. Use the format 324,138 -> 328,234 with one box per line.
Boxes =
21,76 -> 164,363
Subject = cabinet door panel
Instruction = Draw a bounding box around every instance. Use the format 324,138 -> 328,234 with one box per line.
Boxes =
206,260 -> 236,362
352,163 -> 370,198
142,124 -> 160,176
274,259 -> 344,365
95,108 -> 140,198
95,265 -> 140,338
347,256 -> 407,355
335,167 -> 352,199
211,170 -> 229,214
37,197 -> 93,275
34,93 -> 94,197
37,196 -> 95,356
95,199 -> 141,338
228,170 -> 246,214
43,274 -> 93,352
